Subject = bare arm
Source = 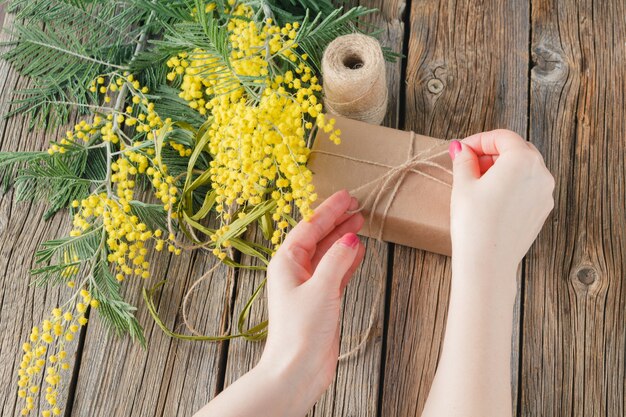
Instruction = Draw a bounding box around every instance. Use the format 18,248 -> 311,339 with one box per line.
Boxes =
422,132 -> 554,417
421,258 -> 518,417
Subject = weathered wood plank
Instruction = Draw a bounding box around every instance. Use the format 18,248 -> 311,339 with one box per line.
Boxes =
381,1 -> 529,416
222,1 -> 405,416
0,8 -> 233,417
0,4 -> 6,31
0,12 -> 83,416
69,237 -> 234,416
522,1 -> 626,416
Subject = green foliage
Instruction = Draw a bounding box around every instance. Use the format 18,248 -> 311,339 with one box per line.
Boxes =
13,145 -> 106,219
129,200 -> 169,232
90,256 -> 146,346
31,226 -> 102,287
247,0 -> 338,25
32,226 -> 146,344
131,0 -> 194,23
152,85 -> 207,129
2,0 -> 147,128
295,7 -> 400,72
0,150 -> 47,192
34,226 -> 102,265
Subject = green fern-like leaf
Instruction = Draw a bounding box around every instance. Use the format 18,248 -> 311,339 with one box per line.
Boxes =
2,0 -> 147,128
90,256 -> 146,346
31,225 -> 99,286
0,150 -> 48,192
245,0 -> 340,25
34,226 -> 102,265
294,7 -> 380,72
129,200 -> 168,232
152,85 -> 207,129
13,150 -> 95,219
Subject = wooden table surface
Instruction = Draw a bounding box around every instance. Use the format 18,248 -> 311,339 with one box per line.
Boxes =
1,1 -> 624,416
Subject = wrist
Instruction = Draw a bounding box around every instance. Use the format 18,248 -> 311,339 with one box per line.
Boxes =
195,352 -> 317,417
451,253 -> 519,299
253,352 -> 320,417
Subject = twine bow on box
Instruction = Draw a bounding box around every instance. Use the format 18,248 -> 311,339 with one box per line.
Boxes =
311,132 -> 453,242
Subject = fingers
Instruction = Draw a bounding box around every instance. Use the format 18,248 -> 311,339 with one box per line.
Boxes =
477,154 -> 497,174
269,190 -> 357,290
310,233 -> 362,292
340,241 -> 365,292
334,197 -> 359,226
311,212 -> 365,269
450,140 -> 480,185
280,190 -> 353,259
462,129 -> 528,157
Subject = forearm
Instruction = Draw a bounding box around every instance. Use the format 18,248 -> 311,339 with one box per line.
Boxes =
421,256 -> 518,417
194,359 -> 316,417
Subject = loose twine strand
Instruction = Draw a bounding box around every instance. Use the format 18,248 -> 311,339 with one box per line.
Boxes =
320,34 -> 453,360
322,34 -> 389,125
164,205 -> 236,338
327,133 -> 452,361
167,134 -> 451,361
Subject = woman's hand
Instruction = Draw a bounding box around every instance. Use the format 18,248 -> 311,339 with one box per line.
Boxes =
422,130 -> 555,417
194,189 -> 365,417
449,130 -> 555,268
258,189 -> 365,410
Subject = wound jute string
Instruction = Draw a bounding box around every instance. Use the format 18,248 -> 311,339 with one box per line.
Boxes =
321,34 -> 389,125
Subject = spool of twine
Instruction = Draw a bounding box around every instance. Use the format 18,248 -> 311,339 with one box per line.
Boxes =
322,34 -> 388,125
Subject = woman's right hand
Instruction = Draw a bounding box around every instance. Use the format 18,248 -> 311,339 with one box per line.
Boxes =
448,130 -> 555,268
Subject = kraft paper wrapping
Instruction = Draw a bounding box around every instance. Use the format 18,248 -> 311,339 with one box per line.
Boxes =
307,116 -> 452,256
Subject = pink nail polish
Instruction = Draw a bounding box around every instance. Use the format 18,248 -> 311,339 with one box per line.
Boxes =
449,140 -> 462,160
339,233 -> 360,249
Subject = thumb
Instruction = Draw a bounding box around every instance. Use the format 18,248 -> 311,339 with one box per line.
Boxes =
449,140 -> 480,185
311,233 -> 360,291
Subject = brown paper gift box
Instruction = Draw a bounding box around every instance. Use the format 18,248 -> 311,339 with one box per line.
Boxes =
307,116 -> 453,256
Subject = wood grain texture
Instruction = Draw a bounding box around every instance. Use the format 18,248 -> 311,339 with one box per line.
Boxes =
69,240 -> 234,417
2,1 -> 626,416
222,2 -> 405,416
0,12 -> 82,417
381,1 -> 529,416
522,1 -> 626,416
0,4 -> 5,31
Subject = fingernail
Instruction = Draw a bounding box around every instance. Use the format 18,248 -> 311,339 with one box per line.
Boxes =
339,233 -> 360,249
449,140 -> 462,160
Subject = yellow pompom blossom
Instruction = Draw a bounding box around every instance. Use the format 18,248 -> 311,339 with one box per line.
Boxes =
17,291 -> 94,416
86,72 -> 192,155
47,118 -> 104,155
166,4 -> 340,253
51,73 -> 188,281
69,153 -> 180,281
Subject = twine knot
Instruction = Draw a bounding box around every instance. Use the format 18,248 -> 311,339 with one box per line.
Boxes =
312,132 -> 452,243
